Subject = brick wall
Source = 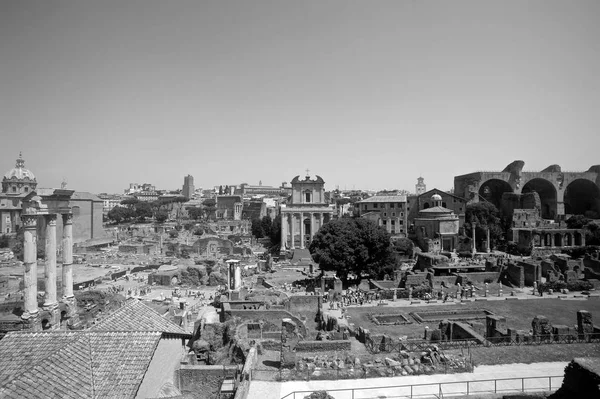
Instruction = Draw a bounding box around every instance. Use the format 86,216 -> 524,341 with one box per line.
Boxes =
287,295 -> 321,314
178,365 -> 238,398
456,272 -> 500,285
504,264 -> 524,288
294,340 -> 351,352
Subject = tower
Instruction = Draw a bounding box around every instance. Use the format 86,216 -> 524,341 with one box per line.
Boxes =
416,176 -> 426,196
183,175 -> 194,199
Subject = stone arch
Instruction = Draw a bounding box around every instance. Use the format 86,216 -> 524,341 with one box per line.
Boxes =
564,233 -> 572,246
478,179 -> 513,210
423,202 -> 430,209
544,233 -> 552,247
574,232 -> 583,246
554,233 -> 562,247
564,179 -> 600,218
522,178 -> 557,219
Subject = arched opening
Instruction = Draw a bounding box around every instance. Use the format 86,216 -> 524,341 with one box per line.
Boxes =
478,179 -> 513,210
533,234 -> 541,247
442,202 -> 447,208
574,232 -> 583,246
304,190 -> 312,203
522,178 -> 557,219
564,179 -> 600,218
564,233 -> 572,246
423,203 -> 430,209
554,233 -> 562,247
41,319 -> 50,330
544,233 -> 552,247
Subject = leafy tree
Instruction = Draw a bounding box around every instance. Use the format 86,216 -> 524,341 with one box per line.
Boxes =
121,197 -> 139,207
261,215 -> 273,238
463,202 -> 504,250
218,185 -> 223,195
392,237 -> 414,257
309,217 -> 394,281
251,218 -> 264,238
135,201 -> 153,221
566,215 -> 591,229
155,209 -> 169,223
188,207 -> 203,220
169,230 -> 179,239
0,234 -> 10,248
107,206 -> 133,224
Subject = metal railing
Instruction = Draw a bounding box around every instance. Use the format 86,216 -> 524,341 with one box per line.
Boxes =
280,375 -> 563,399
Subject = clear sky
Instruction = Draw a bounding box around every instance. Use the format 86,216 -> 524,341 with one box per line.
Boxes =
1,1 -> 599,194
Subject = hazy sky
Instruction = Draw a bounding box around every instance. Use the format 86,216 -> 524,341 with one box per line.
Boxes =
2,1 -> 599,194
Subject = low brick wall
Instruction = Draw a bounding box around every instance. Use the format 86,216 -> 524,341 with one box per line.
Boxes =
452,322 -> 486,344
225,309 -> 307,337
456,272 -> 500,285
294,340 -> 352,353
504,264 -> 524,288
287,295 -> 321,314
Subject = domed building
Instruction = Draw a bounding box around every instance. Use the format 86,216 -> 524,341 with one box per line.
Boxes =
0,153 -> 38,234
2,153 -> 37,195
414,193 -> 460,253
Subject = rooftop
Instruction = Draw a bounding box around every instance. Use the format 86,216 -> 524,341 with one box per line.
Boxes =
0,330 -> 162,399
358,195 -> 407,203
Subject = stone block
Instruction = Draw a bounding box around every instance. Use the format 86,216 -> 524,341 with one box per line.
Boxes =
532,315 -> 553,340
577,310 -> 593,338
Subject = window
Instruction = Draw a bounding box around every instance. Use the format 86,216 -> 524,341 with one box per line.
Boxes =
399,220 -> 404,225
12,186 -> 16,193
305,192 -> 311,202
459,207 -> 463,211
363,205 -> 367,211
423,203 -> 430,209
383,212 -> 387,217
391,220 -> 395,225
407,207 -> 410,211
400,212 -> 404,217
24,187 -> 29,192
442,202 -> 447,208
373,203 -> 378,208
392,212 -> 395,216
382,220 -> 387,225
390,203 -> 395,208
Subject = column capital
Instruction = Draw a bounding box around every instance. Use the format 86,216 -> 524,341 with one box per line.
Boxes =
45,214 -> 58,226
62,213 -> 73,225
21,214 -> 38,228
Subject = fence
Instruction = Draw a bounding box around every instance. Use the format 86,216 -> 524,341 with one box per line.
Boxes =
280,375 -> 564,399
365,334 -> 600,353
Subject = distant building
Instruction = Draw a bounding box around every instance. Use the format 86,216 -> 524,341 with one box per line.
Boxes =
240,182 -> 283,197
414,194 -> 460,252
415,177 -> 426,195
182,175 -> 194,199
216,195 -> 243,220
97,193 -> 124,215
1,153 -> 37,234
406,188 -> 467,229
280,173 -> 334,250
357,195 -> 408,236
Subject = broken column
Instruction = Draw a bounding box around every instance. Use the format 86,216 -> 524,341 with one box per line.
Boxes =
577,310 -> 593,340
532,315 -> 553,341
61,213 -> 74,298
44,214 -> 58,308
280,318 -> 299,368
21,214 -> 39,318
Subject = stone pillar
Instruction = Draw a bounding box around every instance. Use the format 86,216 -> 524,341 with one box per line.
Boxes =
290,213 -> 295,249
310,212 -> 315,240
472,224 -> 476,254
44,214 -> 58,308
62,213 -> 74,298
22,214 -> 39,317
581,233 -> 586,247
485,228 -> 491,253
299,213 -> 305,249
550,234 -> 554,247
280,212 -> 287,249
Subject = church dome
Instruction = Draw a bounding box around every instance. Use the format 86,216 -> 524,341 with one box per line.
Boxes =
431,193 -> 442,201
3,153 -> 36,181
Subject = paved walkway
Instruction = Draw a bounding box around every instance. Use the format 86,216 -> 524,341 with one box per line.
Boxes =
247,362 -> 566,399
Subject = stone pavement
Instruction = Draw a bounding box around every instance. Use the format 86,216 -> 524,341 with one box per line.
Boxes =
247,362 -> 567,399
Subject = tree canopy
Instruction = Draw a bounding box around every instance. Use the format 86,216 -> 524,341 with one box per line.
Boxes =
464,202 -> 504,249
309,217 -> 394,280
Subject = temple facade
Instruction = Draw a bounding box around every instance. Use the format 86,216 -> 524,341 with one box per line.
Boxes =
280,174 -> 334,250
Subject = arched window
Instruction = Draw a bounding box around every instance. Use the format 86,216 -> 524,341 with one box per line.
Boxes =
423,203 -> 430,209
442,202 -> 447,208
12,186 -> 16,193
305,191 -> 311,203
24,187 -> 29,192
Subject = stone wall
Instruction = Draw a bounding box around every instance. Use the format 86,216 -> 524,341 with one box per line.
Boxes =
401,273 -> 430,288
520,262 -> 541,286
294,340 -> 352,353
451,322 -> 486,343
456,272 -> 500,285
223,309 -> 307,337
178,365 -> 238,398
287,295 -> 321,314
504,264 -> 524,288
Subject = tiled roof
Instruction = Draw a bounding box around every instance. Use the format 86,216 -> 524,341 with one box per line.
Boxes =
419,206 -> 454,214
358,195 -> 407,203
91,299 -> 190,337
0,330 -> 161,399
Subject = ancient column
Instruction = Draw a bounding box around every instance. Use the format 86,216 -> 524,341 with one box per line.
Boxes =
310,212 -> 315,240
280,212 -> 288,249
472,224 -> 477,254
289,213 -> 295,249
550,234 -> 555,247
44,214 -> 58,308
485,228 -> 491,253
22,214 -> 39,317
299,213 -> 305,249
62,213 -> 74,298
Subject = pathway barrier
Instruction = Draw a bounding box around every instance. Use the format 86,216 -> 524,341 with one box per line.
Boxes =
280,375 -> 563,399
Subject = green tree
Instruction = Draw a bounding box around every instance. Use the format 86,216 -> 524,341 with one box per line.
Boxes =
309,217 -> 394,281
260,215 -> 273,238
135,201 -> 153,221
155,209 -> 169,223
251,218 -> 264,238
0,234 -> 9,248
464,202 -> 504,250
188,207 -> 203,220
107,206 -> 133,224
566,215 -> 591,229
121,197 -> 139,207
392,237 -> 414,257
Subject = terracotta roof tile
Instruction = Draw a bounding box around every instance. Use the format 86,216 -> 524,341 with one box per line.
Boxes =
91,299 -> 190,337
0,331 -> 161,399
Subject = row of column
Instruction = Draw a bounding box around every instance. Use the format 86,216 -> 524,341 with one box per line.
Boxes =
22,213 -> 73,316
537,232 -> 585,248
282,212 -> 327,249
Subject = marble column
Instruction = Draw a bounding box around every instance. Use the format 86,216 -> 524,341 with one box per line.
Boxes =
22,214 -> 39,317
310,212 -> 315,240
281,212 -> 288,250
550,234 -> 554,247
44,214 -> 58,308
485,228 -> 491,253
472,224 -> 477,254
299,213 -> 305,249
290,212 -> 296,249
62,213 -> 74,298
